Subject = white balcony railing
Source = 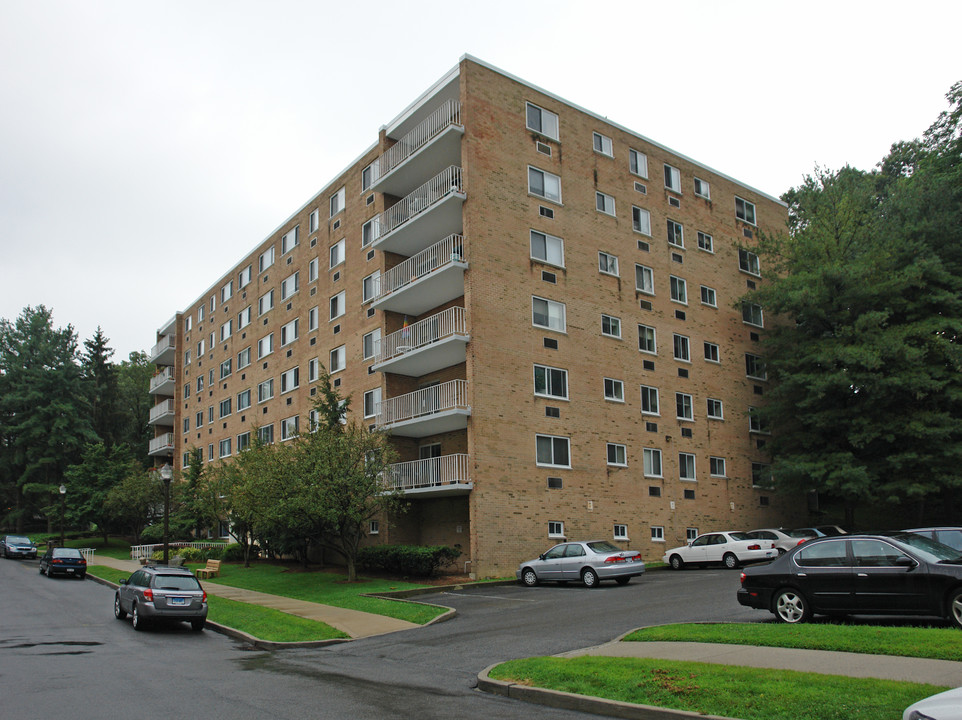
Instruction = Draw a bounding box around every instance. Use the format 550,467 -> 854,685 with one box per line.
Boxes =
387,453 -> 470,491
148,433 -> 174,455
150,334 -> 175,363
148,399 -> 176,424
376,100 -> 461,180
376,379 -> 468,427
376,306 -> 466,365
149,367 -> 175,393
375,234 -> 464,301
374,166 -> 463,238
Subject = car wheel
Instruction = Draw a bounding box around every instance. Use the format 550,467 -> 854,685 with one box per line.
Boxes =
669,554 -> 684,570
723,553 -> 739,569
581,568 -> 598,588
773,588 -> 811,624
776,548 -> 786,556
615,576 -> 631,586
39,564 -> 45,575
190,618 -> 206,632
949,588 -> 962,630
132,603 -> 146,631
521,568 -> 539,587
114,594 -> 127,620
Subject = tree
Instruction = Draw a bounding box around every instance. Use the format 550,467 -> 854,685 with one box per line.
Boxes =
104,466 -> 164,543
116,351 -> 153,467
82,327 -> 122,447
63,442 -> 137,542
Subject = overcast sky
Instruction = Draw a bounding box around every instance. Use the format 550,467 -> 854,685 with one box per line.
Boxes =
1,0 -> 959,360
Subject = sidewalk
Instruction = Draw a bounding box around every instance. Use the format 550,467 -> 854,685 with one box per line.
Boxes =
89,555 -> 420,639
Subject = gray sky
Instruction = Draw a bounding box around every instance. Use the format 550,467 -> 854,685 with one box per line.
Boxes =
1,0 -> 959,359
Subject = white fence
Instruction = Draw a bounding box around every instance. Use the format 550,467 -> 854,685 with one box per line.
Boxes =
376,379 -> 468,427
130,541 -> 226,562
374,165 -> 463,237
387,453 -> 470,491
375,234 -> 464,300
376,306 -> 466,365
377,100 -> 461,179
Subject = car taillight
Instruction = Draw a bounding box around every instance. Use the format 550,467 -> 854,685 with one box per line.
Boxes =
740,572 -> 747,585
605,556 -> 625,563
52,558 -> 63,564
143,589 -> 153,602
747,544 -> 761,550
796,539 -> 807,546
202,591 -> 207,602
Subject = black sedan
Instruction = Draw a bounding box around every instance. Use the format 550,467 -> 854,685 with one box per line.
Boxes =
39,547 -> 87,579
737,532 -> 962,628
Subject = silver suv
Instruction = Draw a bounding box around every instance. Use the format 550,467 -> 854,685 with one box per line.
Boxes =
114,566 -> 208,631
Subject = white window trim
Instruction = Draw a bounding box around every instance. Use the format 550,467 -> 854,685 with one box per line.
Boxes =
601,314 -> 622,339
675,392 -> 694,421
707,398 -> 724,420
606,443 -> 628,467
700,286 -> 718,308
592,132 -> 613,157
640,386 -> 660,416
527,165 -> 562,204
604,377 -> 625,403
548,521 -> 565,539
529,229 -> 565,268
532,296 -> 567,333
534,364 -> 569,401
651,526 -> 666,542
598,251 -> 619,277
595,191 -> 616,216
536,434 -> 571,469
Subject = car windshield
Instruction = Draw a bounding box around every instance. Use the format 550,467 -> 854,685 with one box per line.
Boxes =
52,548 -> 82,558
728,532 -> 752,541
586,541 -> 621,553
891,532 -> 962,563
154,575 -> 202,591
7,536 -> 31,544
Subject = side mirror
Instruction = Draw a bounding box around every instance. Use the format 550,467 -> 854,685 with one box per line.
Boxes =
121,578 -> 130,585
539,554 -> 546,561
895,556 -> 917,568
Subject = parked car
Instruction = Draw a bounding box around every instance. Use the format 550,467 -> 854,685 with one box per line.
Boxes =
115,565 -> 208,631
737,532 -> 962,628
904,527 -> 962,553
517,540 -> 645,588
746,528 -> 808,555
663,531 -> 777,570
1,535 -> 38,559
39,547 -> 86,578
904,686 -> 962,720
793,525 -> 848,538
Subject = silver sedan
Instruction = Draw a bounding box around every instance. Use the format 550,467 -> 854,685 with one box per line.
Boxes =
517,540 -> 645,588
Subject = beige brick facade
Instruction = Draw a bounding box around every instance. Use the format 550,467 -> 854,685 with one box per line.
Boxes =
148,56 -> 802,578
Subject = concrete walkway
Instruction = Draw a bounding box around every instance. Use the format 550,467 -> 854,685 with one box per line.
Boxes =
89,555 -> 420,639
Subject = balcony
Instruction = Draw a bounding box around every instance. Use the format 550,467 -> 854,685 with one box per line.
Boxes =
372,166 -> 464,257
373,306 -> 468,377
372,100 -> 463,197
376,379 -> 470,438
372,234 -> 467,315
149,334 -> 176,366
149,367 -> 176,396
148,398 -> 176,426
386,453 -> 472,497
148,432 -> 175,457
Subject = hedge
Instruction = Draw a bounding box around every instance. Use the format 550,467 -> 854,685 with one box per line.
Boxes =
357,544 -> 461,577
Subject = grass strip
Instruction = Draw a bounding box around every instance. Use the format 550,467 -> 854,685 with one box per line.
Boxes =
624,623 -> 962,662
489,656 -> 947,720
88,565 -> 347,641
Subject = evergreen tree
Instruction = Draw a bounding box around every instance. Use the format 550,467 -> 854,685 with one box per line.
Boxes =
63,442 -> 137,542
117,351 -> 153,467
82,327 -> 122,447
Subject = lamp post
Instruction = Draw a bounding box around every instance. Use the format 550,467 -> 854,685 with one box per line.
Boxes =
159,463 -> 173,565
59,484 -> 66,547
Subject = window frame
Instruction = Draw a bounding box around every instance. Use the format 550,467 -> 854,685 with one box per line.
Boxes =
629,148 -> 648,178
640,385 -> 660,416
667,219 -> 684,248
735,196 -> 757,225
643,448 -> 663,478
534,364 -> 569,400
536,434 -> 571,469
525,102 -> 560,141
530,229 -> 565,268
635,264 -> 654,295
707,398 -> 724,420
532,296 -> 566,333
527,166 -> 562,204
700,285 -> 717,307
675,392 -> 694,421
664,164 -> 681,193
693,177 -> 711,200
606,443 -> 627,467
679,452 -> 696,481
669,275 -> 688,305
603,377 -> 625,403
595,191 -> 616,216
598,251 -> 619,277
601,314 -> 622,339
592,132 -> 614,157
638,324 -> 657,355
632,206 -> 651,236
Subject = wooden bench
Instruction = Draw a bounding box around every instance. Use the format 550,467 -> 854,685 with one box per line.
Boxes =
195,559 -> 221,579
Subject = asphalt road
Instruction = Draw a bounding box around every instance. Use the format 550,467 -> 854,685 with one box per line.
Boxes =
0,557 -> 763,719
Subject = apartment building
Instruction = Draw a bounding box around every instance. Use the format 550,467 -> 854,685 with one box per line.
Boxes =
147,55 -> 799,578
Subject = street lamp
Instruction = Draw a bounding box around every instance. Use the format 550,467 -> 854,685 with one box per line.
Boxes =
59,485 -> 66,547
159,464 -> 173,565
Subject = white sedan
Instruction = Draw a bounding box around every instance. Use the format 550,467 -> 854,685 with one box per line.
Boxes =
663,531 -> 777,570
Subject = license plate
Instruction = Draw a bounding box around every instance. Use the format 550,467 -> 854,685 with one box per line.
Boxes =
625,558 -> 633,563
169,597 -> 188,606
66,568 -> 75,573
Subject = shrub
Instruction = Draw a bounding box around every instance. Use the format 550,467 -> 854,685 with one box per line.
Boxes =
357,545 -> 461,577
222,543 -> 258,562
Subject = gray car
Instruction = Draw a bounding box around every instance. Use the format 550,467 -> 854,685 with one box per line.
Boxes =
114,566 -> 208,631
1,535 -> 38,559
517,540 -> 645,588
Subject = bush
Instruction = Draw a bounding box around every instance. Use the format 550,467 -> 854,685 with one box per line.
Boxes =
357,545 -> 461,577
222,543 -> 258,562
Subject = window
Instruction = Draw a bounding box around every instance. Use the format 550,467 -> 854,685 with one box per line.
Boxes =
329,186 -> 345,218
669,276 -> 687,304
696,231 -> 713,253
369,519 -> 379,535
219,358 -> 232,380
210,295 -> 216,313
330,345 -> 345,373
686,528 -> 699,541
746,354 -> 767,380
601,315 -> 621,339
363,388 -> 381,418
281,367 -> 299,394
643,448 -> 662,477
237,347 -> 251,370
281,415 -> 299,441
638,324 -> 656,354
525,102 -> 559,140
532,296 -> 566,332
257,333 -> 273,359
257,378 -> 274,403
237,431 -> 251,453
309,208 -> 319,233
598,251 -> 619,276
693,177 -> 710,199
197,339 -> 205,356
281,272 -> 299,301
673,333 -> 690,362
219,398 -> 232,419
710,456 -> 726,477
629,148 -> 648,178
749,406 -> 769,434
184,316 -> 192,332
237,389 -> 251,411
742,303 -> 764,327
197,305 -> 204,322
707,398 -> 724,419
548,521 -> 565,538
739,248 -> 761,276
258,424 -> 274,445
735,196 -> 756,225
700,286 -> 717,307
752,462 -> 772,487
595,191 -> 616,216
667,220 -> 684,248
361,161 -> 377,192
195,410 -> 203,427
614,524 -> 628,540
664,164 -> 681,192
258,289 -> 274,316
330,239 -> 345,268
362,218 -> 379,247
651,526 -> 665,542
362,271 -> 380,303
536,434 -> 570,468
528,166 -> 561,203
308,306 -> 318,332
221,280 -> 233,303
281,226 -> 299,255
183,382 -> 190,399
330,291 -> 345,320
632,206 -> 651,235
679,453 -> 695,481
640,385 -> 659,415
259,246 -> 274,272
676,392 -> 693,420
530,230 -> 564,267
308,257 -> 318,283
219,438 -> 232,458
592,132 -> 613,156
607,443 -> 627,466
237,306 -> 251,330
363,329 -> 381,360
604,378 -> 625,402
220,319 -> 232,342
635,264 -> 654,294
704,342 -> 720,363
534,364 -> 568,399
308,358 -> 319,383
